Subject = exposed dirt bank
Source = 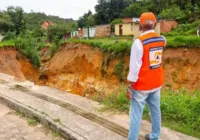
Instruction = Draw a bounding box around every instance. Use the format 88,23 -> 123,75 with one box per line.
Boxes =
45,43 -> 126,96
43,44 -> 200,95
1,44 -> 200,96
163,48 -> 200,90
0,47 -> 39,81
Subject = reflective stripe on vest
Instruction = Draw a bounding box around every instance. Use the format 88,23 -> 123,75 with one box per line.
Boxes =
132,32 -> 165,91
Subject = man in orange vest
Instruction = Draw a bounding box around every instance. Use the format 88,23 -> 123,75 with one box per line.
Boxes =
126,12 -> 166,140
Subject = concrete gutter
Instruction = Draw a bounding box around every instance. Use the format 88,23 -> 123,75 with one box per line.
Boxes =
0,74 -> 127,140
0,94 -> 85,140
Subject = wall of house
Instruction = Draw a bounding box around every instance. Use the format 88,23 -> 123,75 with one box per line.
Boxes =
160,20 -> 178,33
95,24 -> 111,37
122,18 -> 132,23
115,25 -> 120,36
71,31 -> 78,38
122,23 -> 133,36
83,27 -> 96,38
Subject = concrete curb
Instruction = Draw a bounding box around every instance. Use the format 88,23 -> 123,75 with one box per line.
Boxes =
0,93 -> 86,140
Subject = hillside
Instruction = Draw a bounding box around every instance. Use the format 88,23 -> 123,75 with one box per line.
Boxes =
24,12 -> 74,30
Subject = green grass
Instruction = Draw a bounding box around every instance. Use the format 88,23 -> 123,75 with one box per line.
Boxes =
54,118 -> 61,123
65,35 -> 200,54
51,130 -> 61,137
166,36 -> 200,48
27,118 -> 38,126
93,86 -> 200,138
65,38 -> 132,54
0,40 -> 15,47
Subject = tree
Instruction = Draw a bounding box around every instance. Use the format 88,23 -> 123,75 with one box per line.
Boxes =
7,6 -> 26,35
47,24 -> 71,43
120,3 -> 148,17
78,10 -> 95,28
158,4 -> 185,20
0,11 -> 14,33
95,0 -> 128,24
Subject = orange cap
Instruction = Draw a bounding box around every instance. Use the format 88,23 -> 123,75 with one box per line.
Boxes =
140,12 -> 157,26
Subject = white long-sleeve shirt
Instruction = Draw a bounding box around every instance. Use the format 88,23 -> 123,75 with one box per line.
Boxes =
127,30 -> 166,92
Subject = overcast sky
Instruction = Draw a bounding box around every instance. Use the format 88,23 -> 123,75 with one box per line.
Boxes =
0,0 -> 97,20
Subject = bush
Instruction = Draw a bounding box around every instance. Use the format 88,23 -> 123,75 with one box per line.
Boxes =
15,37 -> 41,67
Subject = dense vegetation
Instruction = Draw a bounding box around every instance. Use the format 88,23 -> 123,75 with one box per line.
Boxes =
78,0 -> 200,27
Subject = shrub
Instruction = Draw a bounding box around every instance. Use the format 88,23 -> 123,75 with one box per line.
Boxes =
15,37 -> 41,67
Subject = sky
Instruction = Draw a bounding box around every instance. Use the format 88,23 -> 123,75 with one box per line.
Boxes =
0,0 -> 97,20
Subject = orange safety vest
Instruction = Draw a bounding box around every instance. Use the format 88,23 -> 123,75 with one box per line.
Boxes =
132,32 -> 166,90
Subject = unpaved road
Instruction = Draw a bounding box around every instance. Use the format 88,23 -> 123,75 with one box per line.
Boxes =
0,103 -> 64,140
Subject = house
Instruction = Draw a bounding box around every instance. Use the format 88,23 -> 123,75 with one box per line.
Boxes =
41,21 -> 54,30
115,17 -> 160,38
83,27 -> 96,38
95,24 -> 111,38
71,28 -> 83,39
160,20 -> 178,33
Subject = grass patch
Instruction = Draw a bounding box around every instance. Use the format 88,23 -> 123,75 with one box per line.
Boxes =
94,86 -> 200,138
16,111 -> 38,126
51,130 -> 61,137
66,35 -> 200,54
166,36 -> 200,48
0,40 -> 15,47
65,38 -> 132,54
93,85 -> 129,112
16,111 -> 25,117
54,118 -> 61,123
27,118 -> 38,126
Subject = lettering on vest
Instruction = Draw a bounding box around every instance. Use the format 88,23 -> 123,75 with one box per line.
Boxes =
149,47 -> 163,69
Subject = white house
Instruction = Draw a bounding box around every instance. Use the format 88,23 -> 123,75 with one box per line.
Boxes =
83,27 -> 96,38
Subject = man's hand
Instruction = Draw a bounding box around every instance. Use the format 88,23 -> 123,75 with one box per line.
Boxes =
126,89 -> 132,99
126,81 -> 135,100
